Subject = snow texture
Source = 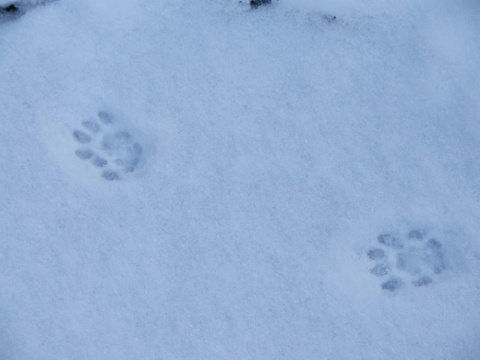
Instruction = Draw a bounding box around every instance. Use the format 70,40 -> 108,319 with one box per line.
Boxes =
1,0 -> 480,359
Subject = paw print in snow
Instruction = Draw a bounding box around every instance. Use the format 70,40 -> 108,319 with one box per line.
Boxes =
367,229 -> 446,292
72,111 -> 143,180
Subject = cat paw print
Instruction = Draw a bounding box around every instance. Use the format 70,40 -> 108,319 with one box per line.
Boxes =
72,111 -> 143,180
367,229 -> 446,292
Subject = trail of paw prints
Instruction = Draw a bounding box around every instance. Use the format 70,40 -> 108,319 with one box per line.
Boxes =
367,229 -> 446,292
72,111 -> 143,180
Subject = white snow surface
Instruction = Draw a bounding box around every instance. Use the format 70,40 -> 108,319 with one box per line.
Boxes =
1,0 -> 480,359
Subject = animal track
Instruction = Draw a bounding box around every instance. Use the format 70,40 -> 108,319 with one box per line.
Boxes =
367,228 -> 447,292
72,111 -> 143,180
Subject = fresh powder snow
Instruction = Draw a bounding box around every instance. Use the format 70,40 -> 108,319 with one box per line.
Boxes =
1,0 -> 479,359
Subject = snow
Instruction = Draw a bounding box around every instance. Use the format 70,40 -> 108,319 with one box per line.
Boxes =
1,0 -> 480,359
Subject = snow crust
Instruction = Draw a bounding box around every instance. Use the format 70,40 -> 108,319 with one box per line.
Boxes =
1,0 -> 480,359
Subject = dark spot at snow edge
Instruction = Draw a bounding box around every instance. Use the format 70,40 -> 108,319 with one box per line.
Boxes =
1,1 -> 56,19
250,0 -> 271,9
0,4 -> 19,14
